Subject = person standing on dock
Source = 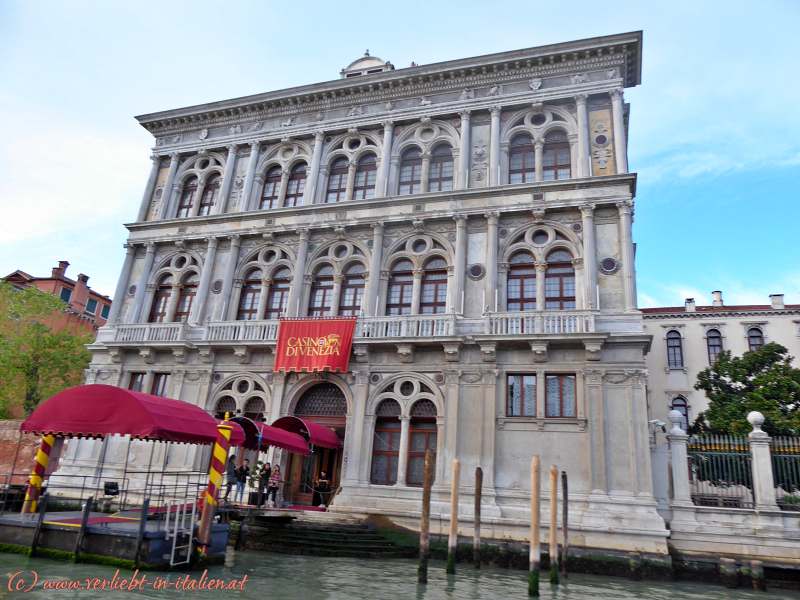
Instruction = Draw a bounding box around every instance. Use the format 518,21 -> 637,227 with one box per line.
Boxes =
224,456 -> 237,502
266,465 -> 282,508
257,462 -> 272,507
235,458 -> 250,504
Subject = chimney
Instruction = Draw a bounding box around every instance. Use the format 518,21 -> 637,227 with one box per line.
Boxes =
711,290 -> 723,307
684,298 -> 696,312
78,274 -> 89,284
52,260 -> 70,279
770,293 -> 785,310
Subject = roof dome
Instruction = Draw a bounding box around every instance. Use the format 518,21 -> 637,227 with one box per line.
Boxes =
341,50 -> 394,78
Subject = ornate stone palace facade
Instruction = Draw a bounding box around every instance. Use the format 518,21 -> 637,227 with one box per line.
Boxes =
61,31 -> 669,554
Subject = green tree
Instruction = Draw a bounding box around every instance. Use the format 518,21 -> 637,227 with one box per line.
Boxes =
0,281 -> 92,417
692,342 -> 800,436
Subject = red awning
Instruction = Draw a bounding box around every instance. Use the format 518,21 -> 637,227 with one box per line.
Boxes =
256,423 -> 310,455
227,417 -> 260,449
272,416 -> 342,449
220,420 -> 246,448
21,384 -> 220,445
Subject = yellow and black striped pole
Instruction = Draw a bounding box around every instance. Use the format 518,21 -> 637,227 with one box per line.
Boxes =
22,434 -> 55,514
197,423 -> 232,555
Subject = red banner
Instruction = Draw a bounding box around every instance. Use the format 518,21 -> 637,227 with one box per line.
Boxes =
273,318 -> 357,373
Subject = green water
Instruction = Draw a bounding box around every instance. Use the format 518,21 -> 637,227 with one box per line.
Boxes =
0,552 -> 796,599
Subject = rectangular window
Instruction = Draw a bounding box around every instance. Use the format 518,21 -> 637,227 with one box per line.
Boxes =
506,374 -> 536,417
128,372 -> 145,392
150,373 -> 169,397
545,374 -> 576,418
59,287 -> 72,302
100,304 -> 110,319
85,298 -> 98,314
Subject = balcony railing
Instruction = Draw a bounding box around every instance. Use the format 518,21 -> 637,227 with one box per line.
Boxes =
113,323 -> 187,343
486,310 -> 595,335
355,314 -> 455,338
206,320 -> 280,343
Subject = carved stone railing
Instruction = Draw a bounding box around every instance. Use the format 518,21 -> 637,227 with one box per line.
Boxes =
355,314 -> 455,338
112,323 -> 187,343
206,320 -> 280,343
486,310 -> 595,335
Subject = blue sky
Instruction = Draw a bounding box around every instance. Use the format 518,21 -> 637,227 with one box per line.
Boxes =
1,0 -> 798,307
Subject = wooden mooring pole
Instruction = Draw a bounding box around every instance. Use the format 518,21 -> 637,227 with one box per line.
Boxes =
561,471 -> 569,578
446,459 -> 460,574
418,449 -> 434,584
473,466 -> 482,568
548,465 -> 559,585
528,456 -> 541,597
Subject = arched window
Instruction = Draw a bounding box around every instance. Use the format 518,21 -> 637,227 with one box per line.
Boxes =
176,176 -> 198,218
370,399 -> 401,486
148,274 -> 173,323
670,396 -> 689,433
666,330 -> 684,369
428,145 -> 453,192
308,264 -> 334,317
237,268 -> 263,321
407,399 -> 437,487
507,251 -> 537,311
544,249 -> 575,309
509,134 -> 535,184
174,272 -> 199,322
265,267 -> 291,319
214,396 -> 236,420
198,174 -> 220,216
244,397 -> 266,422
399,147 -> 422,195
542,130 -> 571,180
326,158 -> 348,203
420,257 -> 448,314
260,166 -> 282,209
353,154 -> 377,200
747,327 -> 765,352
386,259 -> 414,315
706,328 -> 723,364
284,163 -> 307,207
339,263 -> 365,316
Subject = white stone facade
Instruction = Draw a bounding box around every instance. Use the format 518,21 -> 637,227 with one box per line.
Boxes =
58,32 -> 673,556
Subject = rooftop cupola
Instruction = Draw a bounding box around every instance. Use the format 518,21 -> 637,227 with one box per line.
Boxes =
340,50 -> 394,78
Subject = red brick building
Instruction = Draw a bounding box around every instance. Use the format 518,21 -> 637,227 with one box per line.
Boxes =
3,260 -> 112,334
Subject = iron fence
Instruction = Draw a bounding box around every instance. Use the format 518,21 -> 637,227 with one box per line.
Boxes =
772,437 -> 800,511
687,435 -> 753,509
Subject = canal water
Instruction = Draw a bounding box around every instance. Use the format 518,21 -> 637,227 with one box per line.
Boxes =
1,552 -> 795,599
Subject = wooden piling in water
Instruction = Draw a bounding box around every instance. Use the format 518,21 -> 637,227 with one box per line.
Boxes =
447,459 -> 460,574
561,470 -> 569,578
29,493 -> 49,558
528,456 -> 540,597
418,449 -> 434,584
473,466 -> 482,568
548,465 -> 559,585
73,496 -> 94,563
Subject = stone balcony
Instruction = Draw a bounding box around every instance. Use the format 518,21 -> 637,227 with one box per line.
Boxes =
485,310 -> 595,335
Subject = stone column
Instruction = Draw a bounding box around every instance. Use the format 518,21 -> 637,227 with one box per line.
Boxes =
450,215 -> 467,314
410,269 -> 423,315
484,212 -> 498,312
580,204 -> 598,310
130,243 -> 156,323
190,237 -> 218,324
668,410 -> 693,506
188,176 -> 204,218
480,370 -> 498,489
345,372 -> 369,485
345,160 -> 357,201
158,153 -> 180,219
488,106 -> 501,186
136,155 -> 162,222
534,141 -> 544,182
576,94 -> 591,178
420,152 -> 431,193
287,229 -> 310,316
240,142 -> 260,212
376,121 -> 394,197
585,370 -> 607,494
106,244 -> 136,325
304,130 -> 325,205
457,110 -> 471,189
256,278 -> 270,321
165,282 -> 181,322
535,264 -> 546,311
610,89 -> 628,174
748,411 -> 779,510
276,169 -> 290,207
330,275 -> 344,315
617,200 -> 636,311
218,235 -> 241,321
217,144 -> 238,214
396,416 -> 410,487
364,222 -> 384,316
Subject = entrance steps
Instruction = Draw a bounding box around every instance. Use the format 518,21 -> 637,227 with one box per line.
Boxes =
242,510 -> 415,559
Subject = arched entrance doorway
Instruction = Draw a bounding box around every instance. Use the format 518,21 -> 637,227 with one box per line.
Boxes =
285,383 -> 346,506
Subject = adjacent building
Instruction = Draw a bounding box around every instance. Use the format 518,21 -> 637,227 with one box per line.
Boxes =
58,31 -> 671,555
3,260 -> 112,333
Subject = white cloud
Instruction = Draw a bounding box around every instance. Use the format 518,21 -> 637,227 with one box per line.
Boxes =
640,273 -> 800,308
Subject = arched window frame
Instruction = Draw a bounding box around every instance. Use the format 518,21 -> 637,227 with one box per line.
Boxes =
747,327 -> 765,352
260,166 -> 283,209
542,129 -> 571,181
370,399 -> 401,486
670,396 -> 689,433
308,264 -> 335,317
666,330 -> 684,369
385,259 -> 414,316
236,268 -> 263,321
508,134 -> 536,184
175,176 -> 198,218
265,266 -> 292,319
428,144 -> 454,192
174,271 -> 199,323
406,399 -> 438,487
398,147 -> 423,195
352,153 -> 377,200
198,174 -> 220,216
325,157 -> 349,203
419,257 -> 448,314
507,251 -> 537,311
706,328 -> 723,364
544,249 -> 576,309
339,262 -> 366,317
284,162 -> 307,208
148,274 -> 173,323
